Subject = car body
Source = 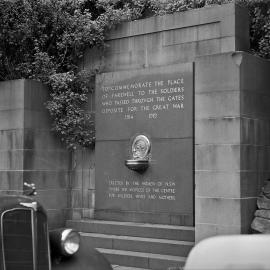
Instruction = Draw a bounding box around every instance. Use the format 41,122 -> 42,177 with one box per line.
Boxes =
184,234 -> 270,270
0,194 -> 113,270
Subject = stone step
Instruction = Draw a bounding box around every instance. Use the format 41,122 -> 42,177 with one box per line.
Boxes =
97,248 -> 186,270
112,265 -> 149,270
67,219 -> 195,242
80,232 -> 194,257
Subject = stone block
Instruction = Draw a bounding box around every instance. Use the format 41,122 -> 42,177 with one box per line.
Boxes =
145,32 -> 163,50
240,118 -> 257,145
84,91 -> 95,111
47,209 -> 69,229
240,171 -> 259,198
195,144 -> 240,171
195,171 -> 240,198
72,171 -> 83,189
221,36 -> 236,52
163,22 -> 220,46
107,38 -> 131,53
82,208 -> 94,219
108,3 -> 237,40
72,148 -> 95,170
36,189 -> 68,210
195,197 -> 241,226
195,117 -> 240,144
240,53 -> 270,94
71,189 -> 82,208
241,91 -> 270,119
24,110 -> 52,129
0,150 -> 23,170
235,4 -> 250,50
195,171 -> 259,199
0,171 -> 23,191
24,129 -> 65,150
83,187 -> 91,208
196,38 -> 220,56
148,43 -> 197,66
220,14 -> 235,37
87,189 -> 95,209
255,119 -> 270,146
0,190 -> 22,196
103,50 -> 143,72
257,146 -> 270,172
0,109 -> 24,130
195,223 -> 241,243
23,149 -> 70,170
82,47 -> 103,72
240,145 -> 258,172
195,52 -> 241,93
23,170 -> 70,190
0,129 -> 24,150
0,80 -> 24,111
132,35 -> 147,51
240,197 -> 257,231
24,80 -> 49,111
195,91 -> 240,119
70,208 -> 83,220
198,22 -> 220,40
197,3 -> 236,25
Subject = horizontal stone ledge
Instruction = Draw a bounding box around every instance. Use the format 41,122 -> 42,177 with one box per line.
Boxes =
108,3 -> 237,40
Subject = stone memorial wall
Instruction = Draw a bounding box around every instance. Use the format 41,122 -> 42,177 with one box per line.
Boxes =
1,3 -> 270,244
0,80 -> 71,228
95,64 -> 194,225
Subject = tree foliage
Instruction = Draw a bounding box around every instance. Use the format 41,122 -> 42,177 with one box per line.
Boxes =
0,0 -> 269,149
0,0 -> 131,149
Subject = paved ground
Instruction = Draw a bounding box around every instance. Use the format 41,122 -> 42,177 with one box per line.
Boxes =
112,266 -> 148,270
112,265 -> 183,270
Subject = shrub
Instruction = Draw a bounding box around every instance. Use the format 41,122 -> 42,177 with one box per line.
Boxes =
0,0 -> 131,149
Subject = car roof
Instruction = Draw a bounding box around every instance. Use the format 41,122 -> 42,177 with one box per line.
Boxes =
184,235 -> 270,270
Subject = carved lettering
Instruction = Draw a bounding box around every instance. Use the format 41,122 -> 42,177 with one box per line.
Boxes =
107,179 -> 177,201
99,76 -> 187,120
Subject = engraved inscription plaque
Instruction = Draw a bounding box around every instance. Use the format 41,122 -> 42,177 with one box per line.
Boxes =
96,63 -> 193,140
95,63 -> 194,225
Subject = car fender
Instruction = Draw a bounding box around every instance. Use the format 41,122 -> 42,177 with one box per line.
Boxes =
51,245 -> 113,270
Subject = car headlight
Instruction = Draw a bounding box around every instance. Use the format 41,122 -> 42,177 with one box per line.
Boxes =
50,228 -> 80,257
61,229 -> 80,256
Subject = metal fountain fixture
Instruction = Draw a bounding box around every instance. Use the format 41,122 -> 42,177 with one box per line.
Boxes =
125,135 -> 151,172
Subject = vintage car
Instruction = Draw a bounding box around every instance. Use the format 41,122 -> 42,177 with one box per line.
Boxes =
184,234 -> 270,270
0,184 -> 113,270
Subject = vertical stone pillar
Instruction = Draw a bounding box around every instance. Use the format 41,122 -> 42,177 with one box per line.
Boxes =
0,80 -> 25,195
0,79 -> 71,228
71,89 -> 96,220
71,148 -> 95,219
195,52 -> 270,242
